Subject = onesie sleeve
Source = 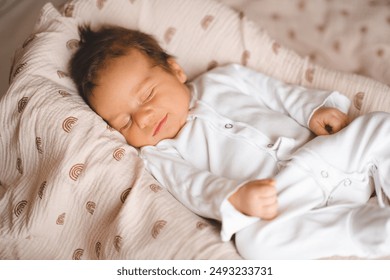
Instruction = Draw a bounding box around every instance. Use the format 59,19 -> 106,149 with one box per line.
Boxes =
215,64 -> 351,128
140,144 -> 259,241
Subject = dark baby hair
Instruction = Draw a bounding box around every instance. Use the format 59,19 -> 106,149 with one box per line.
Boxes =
69,26 -> 173,104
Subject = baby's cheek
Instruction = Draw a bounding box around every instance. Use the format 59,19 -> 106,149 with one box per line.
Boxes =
126,130 -> 154,148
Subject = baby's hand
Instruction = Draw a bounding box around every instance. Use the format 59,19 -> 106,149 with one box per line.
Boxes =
309,107 -> 350,135
228,179 -> 278,220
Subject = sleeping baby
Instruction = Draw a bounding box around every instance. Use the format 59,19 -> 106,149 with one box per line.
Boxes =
69,26 -> 390,259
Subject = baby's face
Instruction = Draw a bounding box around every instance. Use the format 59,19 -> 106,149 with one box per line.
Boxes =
90,50 -> 190,147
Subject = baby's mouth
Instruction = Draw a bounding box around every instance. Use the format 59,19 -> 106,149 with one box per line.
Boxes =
153,114 -> 168,137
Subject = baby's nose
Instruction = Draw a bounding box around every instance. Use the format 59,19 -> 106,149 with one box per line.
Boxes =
134,108 -> 155,129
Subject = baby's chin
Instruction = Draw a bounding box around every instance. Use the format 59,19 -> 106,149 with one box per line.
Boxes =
129,123 -> 184,148
130,136 -> 165,148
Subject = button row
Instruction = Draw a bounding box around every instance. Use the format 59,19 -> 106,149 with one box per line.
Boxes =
321,170 -> 352,186
223,123 -> 275,149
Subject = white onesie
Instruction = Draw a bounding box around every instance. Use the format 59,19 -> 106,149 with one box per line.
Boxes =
140,64 -> 390,259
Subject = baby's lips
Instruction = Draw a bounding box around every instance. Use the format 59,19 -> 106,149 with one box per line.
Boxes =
153,114 -> 168,136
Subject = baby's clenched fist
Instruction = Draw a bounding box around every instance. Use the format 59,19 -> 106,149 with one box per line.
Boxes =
229,179 -> 278,220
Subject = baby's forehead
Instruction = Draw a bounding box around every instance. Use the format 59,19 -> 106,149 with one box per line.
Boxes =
96,49 -> 152,79
97,58 -> 159,101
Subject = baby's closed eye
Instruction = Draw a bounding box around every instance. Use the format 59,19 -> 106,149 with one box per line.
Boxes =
119,117 -> 132,131
142,89 -> 155,103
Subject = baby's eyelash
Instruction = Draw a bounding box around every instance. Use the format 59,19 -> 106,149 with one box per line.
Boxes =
143,89 -> 155,103
120,117 -> 132,131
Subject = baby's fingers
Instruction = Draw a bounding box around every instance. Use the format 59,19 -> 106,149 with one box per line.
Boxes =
256,186 -> 278,220
257,185 -> 277,199
259,194 -> 278,206
259,200 -> 278,220
310,107 -> 350,135
327,114 -> 350,134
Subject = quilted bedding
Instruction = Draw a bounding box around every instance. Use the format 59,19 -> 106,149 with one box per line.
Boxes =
0,0 -> 389,259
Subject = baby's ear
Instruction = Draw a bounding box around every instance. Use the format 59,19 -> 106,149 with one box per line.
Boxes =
168,58 -> 187,83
